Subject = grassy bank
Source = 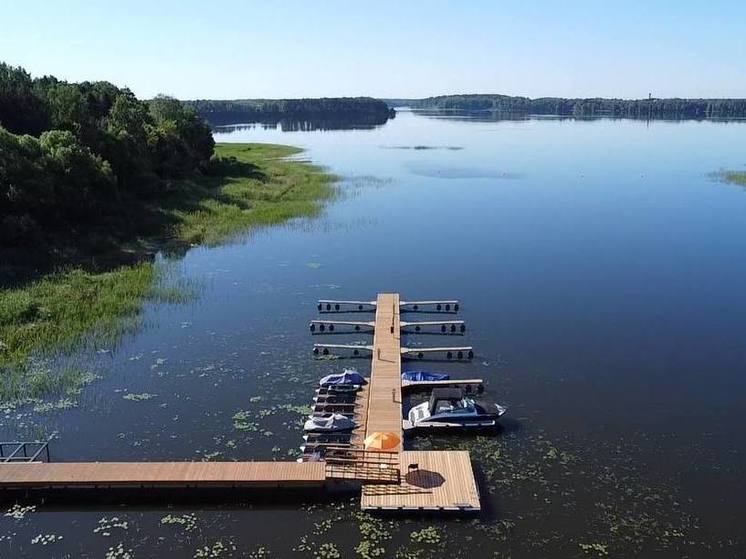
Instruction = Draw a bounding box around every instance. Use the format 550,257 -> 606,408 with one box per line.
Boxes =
0,143 -> 336,403
171,143 -> 335,244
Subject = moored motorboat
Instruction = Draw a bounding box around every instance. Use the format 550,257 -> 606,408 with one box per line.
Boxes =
405,387 -> 506,430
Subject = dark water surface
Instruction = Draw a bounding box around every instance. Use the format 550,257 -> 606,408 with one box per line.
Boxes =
2,110 -> 746,557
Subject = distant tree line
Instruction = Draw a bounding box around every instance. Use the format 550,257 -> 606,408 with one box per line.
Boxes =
185,97 -> 394,126
0,62 -> 214,245
387,94 -> 746,118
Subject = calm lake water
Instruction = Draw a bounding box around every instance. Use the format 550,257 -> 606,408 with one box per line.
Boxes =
2,110 -> 746,558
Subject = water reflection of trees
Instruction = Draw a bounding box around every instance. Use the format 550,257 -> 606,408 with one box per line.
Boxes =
410,109 -> 746,124
208,113 -> 393,132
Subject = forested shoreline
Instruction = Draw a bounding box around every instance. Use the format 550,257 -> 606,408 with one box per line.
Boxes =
387,94 -> 746,118
185,97 -> 394,126
1,64 -> 339,386
0,62 -> 214,270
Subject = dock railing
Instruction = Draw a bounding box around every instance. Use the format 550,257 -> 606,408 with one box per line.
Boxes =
322,448 -> 400,483
0,440 -> 52,463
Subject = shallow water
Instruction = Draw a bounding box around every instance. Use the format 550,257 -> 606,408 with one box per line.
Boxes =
2,111 -> 746,557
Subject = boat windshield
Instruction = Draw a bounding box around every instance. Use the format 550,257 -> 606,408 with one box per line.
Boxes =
435,397 -> 476,415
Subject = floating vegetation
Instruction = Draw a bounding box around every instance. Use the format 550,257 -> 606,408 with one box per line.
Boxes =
277,403 -> 313,416
105,542 -> 133,559
248,546 -> 271,559
306,262 -> 322,269
122,392 -> 157,401
33,397 -> 78,413
94,516 -> 130,537
409,526 -> 442,544
354,512 -> 393,558
314,542 -> 341,559
194,540 -> 236,558
232,410 -> 259,431
435,427 -> 704,556
312,518 -> 333,536
579,542 -> 609,556
30,533 -> 63,545
161,513 -> 198,532
4,504 -> 36,520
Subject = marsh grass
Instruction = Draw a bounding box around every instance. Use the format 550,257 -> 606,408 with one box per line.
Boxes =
0,143 -> 337,403
719,170 -> 746,187
170,143 -> 337,245
0,264 -> 157,368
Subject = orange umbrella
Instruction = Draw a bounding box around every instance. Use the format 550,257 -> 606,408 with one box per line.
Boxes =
364,431 -> 400,452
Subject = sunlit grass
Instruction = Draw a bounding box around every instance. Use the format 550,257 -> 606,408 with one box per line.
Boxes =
0,264 -> 156,368
173,143 -> 336,244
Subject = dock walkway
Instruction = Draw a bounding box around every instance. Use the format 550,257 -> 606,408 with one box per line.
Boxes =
0,461 -> 325,488
360,293 -> 480,511
365,294 -> 403,450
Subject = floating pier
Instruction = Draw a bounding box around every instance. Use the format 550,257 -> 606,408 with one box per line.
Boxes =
0,293 -> 482,513
356,294 -> 480,511
0,461 -> 326,489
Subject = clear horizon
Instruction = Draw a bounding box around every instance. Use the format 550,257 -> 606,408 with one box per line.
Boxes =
2,0 -> 745,100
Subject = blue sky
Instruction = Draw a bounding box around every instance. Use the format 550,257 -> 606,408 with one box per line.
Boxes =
2,0 -> 745,100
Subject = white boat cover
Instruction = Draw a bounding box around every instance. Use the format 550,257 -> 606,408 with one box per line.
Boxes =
303,413 -> 356,432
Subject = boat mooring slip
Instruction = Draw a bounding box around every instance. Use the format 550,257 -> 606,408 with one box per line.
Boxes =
309,293 -> 485,510
0,293 -> 494,513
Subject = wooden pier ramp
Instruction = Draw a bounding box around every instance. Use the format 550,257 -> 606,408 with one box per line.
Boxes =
0,461 -> 325,489
365,293 -> 404,450
360,293 -> 481,511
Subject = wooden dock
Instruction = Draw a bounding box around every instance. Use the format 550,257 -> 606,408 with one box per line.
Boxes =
360,293 -> 481,511
0,461 -> 325,489
365,293 -> 404,451
0,292 -> 483,513
362,451 -> 480,511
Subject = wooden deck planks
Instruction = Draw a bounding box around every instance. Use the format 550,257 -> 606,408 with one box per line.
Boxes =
364,293 -> 403,450
360,293 -> 481,511
0,461 -> 326,488
361,451 -> 480,511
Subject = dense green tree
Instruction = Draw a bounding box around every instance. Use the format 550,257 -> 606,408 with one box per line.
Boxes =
0,62 -> 215,246
102,93 -> 153,187
39,130 -> 116,218
42,83 -> 88,133
149,95 -> 214,177
0,127 -> 50,217
0,63 -> 49,135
